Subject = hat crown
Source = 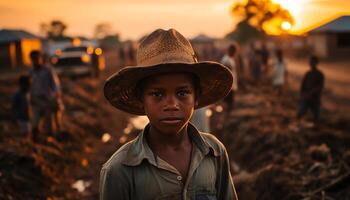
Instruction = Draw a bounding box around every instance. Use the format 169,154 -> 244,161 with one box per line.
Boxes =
136,29 -> 197,66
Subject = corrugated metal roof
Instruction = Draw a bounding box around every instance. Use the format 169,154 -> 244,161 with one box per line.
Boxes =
0,29 -> 39,43
310,16 -> 350,33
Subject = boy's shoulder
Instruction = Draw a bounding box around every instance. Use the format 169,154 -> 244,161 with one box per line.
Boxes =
101,139 -> 136,171
198,131 -> 228,156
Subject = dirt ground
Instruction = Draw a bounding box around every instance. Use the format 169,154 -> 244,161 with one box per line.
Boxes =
0,56 -> 349,199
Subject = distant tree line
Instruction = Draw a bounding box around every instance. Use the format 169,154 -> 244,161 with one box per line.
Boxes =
39,20 -> 120,45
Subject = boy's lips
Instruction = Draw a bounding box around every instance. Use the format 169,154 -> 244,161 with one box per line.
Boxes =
159,117 -> 183,124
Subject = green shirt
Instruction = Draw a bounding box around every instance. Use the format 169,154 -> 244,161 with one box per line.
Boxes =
100,124 -> 238,200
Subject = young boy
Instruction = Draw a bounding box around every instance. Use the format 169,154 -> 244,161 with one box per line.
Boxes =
101,29 -> 238,200
12,75 -> 32,138
297,55 -> 325,125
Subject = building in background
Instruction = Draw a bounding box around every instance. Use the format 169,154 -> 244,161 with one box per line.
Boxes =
190,34 -> 219,61
0,29 -> 42,68
308,15 -> 350,58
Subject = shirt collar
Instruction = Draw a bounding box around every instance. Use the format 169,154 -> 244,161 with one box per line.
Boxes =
121,123 -> 220,166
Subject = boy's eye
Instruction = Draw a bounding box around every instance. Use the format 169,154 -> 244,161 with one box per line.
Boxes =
149,91 -> 163,97
177,90 -> 191,97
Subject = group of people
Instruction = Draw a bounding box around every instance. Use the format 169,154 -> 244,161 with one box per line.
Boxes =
12,50 -> 64,141
226,41 -> 325,126
246,42 -> 289,92
191,40 -> 325,133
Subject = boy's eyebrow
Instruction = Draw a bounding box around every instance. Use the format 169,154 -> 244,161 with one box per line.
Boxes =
177,85 -> 192,89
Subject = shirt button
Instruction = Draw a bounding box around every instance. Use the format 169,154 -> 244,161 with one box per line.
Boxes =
177,176 -> 182,181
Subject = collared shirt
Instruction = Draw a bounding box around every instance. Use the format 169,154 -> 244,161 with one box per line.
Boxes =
29,65 -> 61,101
100,124 -> 238,200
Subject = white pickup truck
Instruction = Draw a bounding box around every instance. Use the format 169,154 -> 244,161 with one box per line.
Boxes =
51,46 -> 105,77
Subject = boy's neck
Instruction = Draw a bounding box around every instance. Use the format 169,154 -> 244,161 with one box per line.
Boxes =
147,124 -> 191,150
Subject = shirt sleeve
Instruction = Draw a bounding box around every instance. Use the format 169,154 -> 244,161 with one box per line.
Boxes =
99,164 -> 131,200
216,148 -> 239,200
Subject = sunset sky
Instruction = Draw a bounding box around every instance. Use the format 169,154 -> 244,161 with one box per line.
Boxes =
0,0 -> 349,40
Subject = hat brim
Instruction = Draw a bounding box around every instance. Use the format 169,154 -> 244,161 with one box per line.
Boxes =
104,61 -> 233,115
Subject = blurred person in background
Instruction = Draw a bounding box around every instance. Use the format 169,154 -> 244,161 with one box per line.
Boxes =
221,44 -> 238,113
272,49 -> 287,95
236,46 -> 246,91
12,75 -> 32,139
297,55 -> 325,127
260,42 -> 270,76
251,49 -> 263,85
29,50 -> 64,140
247,42 -> 256,80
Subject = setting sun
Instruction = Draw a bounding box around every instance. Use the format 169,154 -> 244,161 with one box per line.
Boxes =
281,21 -> 292,31
271,0 -> 310,33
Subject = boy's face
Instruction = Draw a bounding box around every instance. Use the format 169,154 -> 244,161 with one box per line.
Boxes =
142,73 -> 197,135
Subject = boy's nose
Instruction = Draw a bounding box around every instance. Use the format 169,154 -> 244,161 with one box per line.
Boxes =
163,95 -> 179,111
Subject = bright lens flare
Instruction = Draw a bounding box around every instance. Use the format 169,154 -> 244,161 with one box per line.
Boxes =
95,48 -> 103,55
281,21 -> 292,31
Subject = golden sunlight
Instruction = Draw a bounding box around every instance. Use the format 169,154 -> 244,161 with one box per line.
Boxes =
281,21 -> 292,31
271,0 -> 311,34
272,0 -> 305,17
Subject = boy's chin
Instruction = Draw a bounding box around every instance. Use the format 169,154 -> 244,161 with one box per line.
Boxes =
151,123 -> 188,135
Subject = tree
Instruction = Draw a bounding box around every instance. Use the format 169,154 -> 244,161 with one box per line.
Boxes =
40,20 -> 68,40
226,20 -> 263,44
227,0 -> 294,43
94,23 -> 113,40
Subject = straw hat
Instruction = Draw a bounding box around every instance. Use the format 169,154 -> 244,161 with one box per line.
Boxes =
104,28 -> 233,115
